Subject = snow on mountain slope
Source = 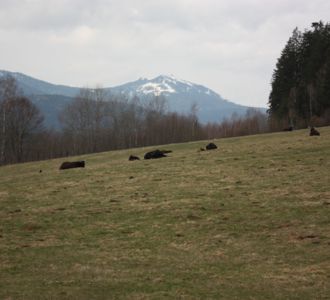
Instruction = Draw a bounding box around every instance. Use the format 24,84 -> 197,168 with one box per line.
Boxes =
111,75 -> 258,123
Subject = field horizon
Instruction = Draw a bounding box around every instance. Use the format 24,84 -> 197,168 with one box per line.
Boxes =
1,128 -> 330,299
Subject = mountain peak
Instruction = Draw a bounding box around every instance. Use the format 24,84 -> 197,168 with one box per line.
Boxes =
152,74 -> 194,87
156,74 -> 177,80
116,74 -> 217,98
137,75 -> 177,96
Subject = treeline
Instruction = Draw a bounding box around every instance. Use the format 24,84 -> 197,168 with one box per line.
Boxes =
204,109 -> 268,139
269,21 -> 330,129
58,88 -> 204,155
0,75 -> 269,165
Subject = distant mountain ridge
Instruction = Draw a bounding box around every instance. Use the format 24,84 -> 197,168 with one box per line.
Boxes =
111,74 -> 258,123
0,70 -> 80,97
0,70 -> 266,128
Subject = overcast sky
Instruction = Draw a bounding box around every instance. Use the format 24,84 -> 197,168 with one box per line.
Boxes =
0,0 -> 329,107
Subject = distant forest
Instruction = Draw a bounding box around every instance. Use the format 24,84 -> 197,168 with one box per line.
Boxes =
269,21 -> 330,128
0,76 -> 267,165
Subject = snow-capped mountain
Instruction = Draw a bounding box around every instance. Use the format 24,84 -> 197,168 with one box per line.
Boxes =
112,74 -> 210,96
111,75 -> 259,123
0,70 -> 266,127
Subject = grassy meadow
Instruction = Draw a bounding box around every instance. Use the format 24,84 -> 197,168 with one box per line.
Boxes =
0,127 -> 330,299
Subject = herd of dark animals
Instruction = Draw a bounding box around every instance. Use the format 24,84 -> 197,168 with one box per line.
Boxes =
58,127 -> 321,170
58,144 -> 215,170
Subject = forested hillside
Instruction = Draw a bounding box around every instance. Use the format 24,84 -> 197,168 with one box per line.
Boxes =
269,21 -> 330,128
0,76 -> 268,165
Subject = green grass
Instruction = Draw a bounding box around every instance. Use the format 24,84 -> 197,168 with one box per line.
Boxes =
1,128 -> 330,299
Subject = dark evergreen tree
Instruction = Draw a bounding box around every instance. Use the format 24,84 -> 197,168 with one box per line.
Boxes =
269,21 -> 330,128
269,28 -> 302,127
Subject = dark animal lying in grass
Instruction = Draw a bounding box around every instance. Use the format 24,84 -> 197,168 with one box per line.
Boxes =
59,161 -> 85,170
283,126 -> 294,131
206,143 -> 217,150
144,150 -> 167,159
129,155 -> 140,161
310,127 -> 320,136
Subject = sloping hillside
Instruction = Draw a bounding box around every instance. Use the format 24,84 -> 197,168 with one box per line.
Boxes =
0,70 -> 80,97
0,128 -> 329,299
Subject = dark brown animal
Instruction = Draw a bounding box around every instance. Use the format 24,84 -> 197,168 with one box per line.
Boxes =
206,143 -> 217,150
129,155 -> 140,161
59,161 -> 85,170
310,127 -> 320,136
144,150 -> 167,159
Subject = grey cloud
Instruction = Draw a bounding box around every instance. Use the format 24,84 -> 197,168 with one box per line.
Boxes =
0,0 -> 329,107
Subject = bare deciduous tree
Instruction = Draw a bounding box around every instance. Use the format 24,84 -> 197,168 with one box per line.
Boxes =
5,96 -> 44,163
60,87 -> 109,154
